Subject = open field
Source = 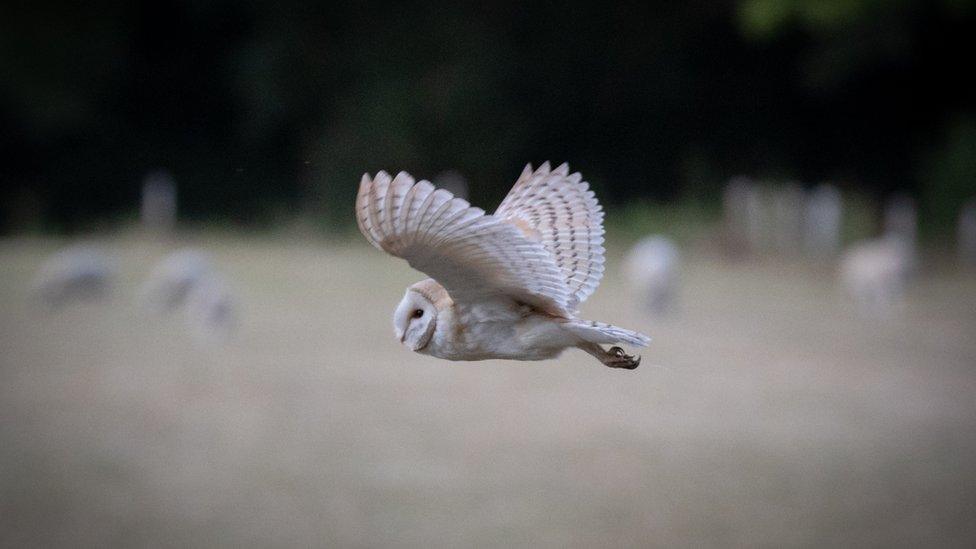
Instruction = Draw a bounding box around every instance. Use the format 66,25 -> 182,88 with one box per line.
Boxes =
2,235 -> 975,547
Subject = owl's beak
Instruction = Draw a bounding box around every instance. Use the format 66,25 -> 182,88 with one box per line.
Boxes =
396,330 -> 405,343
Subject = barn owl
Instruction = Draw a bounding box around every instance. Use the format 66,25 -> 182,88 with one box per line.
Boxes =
356,162 -> 650,369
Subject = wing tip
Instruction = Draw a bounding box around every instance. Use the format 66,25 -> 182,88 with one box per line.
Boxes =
392,171 -> 415,186
359,173 -> 373,192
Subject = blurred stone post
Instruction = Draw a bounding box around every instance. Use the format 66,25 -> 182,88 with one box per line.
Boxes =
771,182 -> 804,255
141,170 -> 177,235
723,176 -> 764,256
803,184 -> 843,257
959,198 -> 976,267
883,193 -> 917,250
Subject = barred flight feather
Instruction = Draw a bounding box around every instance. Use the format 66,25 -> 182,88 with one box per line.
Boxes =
495,162 -> 607,310
356,172 -> 574,316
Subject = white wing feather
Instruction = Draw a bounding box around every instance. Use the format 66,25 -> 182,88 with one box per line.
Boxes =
495,162 -> 606,309
356,171 -> 575,316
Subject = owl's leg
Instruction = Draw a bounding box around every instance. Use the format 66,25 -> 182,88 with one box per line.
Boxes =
578,342 -> 641,369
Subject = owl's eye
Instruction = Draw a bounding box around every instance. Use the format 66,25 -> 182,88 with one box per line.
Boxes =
412,309 -> 424,318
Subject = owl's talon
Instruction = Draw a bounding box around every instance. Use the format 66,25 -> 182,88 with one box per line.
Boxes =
603,346 -> 640,369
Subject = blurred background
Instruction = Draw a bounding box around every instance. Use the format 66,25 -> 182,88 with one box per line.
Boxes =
2,0 -> 976,546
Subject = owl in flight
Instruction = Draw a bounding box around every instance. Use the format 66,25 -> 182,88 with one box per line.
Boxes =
356,162 -> 650,369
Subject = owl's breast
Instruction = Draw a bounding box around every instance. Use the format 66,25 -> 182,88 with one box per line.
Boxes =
422,300 -> 571,361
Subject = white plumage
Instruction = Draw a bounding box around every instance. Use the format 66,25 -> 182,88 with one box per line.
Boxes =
356,162 -> 650,369
495,163 -> 607,307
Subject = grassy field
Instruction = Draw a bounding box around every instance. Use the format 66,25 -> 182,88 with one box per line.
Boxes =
2,234 -> 975,547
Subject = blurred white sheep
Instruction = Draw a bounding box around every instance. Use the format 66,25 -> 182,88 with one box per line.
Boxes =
32,245 -> 116,308
139,249 -> 215,313
624,235 -> 681,315
184,275 -> 237,344
803,184 -> 843,257
140,248 -> 238,343
839,237 -> 913,317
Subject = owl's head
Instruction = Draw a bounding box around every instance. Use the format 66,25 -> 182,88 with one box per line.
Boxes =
393,288 -> 437,352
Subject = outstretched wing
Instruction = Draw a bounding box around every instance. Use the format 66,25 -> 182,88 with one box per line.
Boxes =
356,171 -> 575,316
495,162 -> 605,309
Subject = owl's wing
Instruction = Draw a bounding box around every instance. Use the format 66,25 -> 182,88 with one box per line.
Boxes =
494,162 -> 605,309
356,171 -> 575,316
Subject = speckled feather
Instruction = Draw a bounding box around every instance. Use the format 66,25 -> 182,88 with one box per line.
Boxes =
357,171 -> 574,316
495,162 -> 606,312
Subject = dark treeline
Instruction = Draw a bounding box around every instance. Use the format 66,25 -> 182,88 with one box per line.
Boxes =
1,0 -> 974,234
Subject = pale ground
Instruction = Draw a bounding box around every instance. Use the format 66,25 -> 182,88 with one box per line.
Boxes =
1,234 -> 975,547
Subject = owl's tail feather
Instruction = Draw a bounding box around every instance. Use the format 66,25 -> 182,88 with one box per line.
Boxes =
562,319 -> 651,347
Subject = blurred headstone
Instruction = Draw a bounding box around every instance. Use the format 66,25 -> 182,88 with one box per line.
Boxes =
139,248 -> 215,313
959,198 -> 976,267
623,235 -> 680,315
434,170 -> 469,200
883,193 -> 917,251
839,237 -> 912,318
803,183 -> 843,257
723,176 -> 764,256
32,245 -> 115,308
141,170 -> 177,234
771,182 -> 804,254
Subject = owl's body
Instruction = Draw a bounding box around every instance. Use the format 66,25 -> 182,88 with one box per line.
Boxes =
357,162 -> 650,369
408,279 -> 573,361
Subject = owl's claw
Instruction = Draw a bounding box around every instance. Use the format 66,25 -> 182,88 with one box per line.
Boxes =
577,343 -> 641,370
604,346 -> 640,369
